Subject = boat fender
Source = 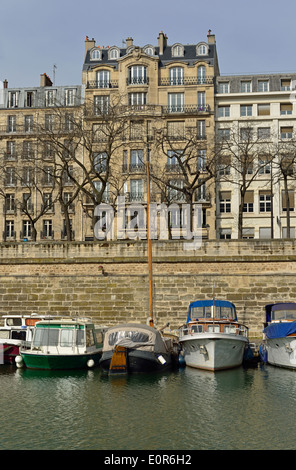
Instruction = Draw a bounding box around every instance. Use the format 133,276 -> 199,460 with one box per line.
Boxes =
15,355 -> 23,368
87,359 -> 95,368
157,355 -> 166,365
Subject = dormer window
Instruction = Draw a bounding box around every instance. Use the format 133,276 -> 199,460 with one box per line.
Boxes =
91,49 -> 101,60
144,45 -> 155,56
197,43 -> 208,56
108,47 -> 119,60
172,44 -> 184,57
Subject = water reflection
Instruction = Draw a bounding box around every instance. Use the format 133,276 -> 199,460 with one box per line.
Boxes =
1,365 -> 296,449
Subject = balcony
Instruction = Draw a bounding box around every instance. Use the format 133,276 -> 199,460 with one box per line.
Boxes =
159,77 -> 213,86
162,104 -> 210,115
86,80 -> 118,89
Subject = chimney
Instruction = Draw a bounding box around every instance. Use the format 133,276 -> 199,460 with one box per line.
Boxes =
3,79 -> 8,89
207,29 -> 216,44
125,37 -> 133,48
158,31 -> 167,55
40,73 -> 53,87
85,36 -> 96,58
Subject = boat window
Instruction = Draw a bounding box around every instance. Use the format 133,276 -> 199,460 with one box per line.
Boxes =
33,328 -> 59,347
224,325 -> 237,334
11,331 -> 26,340
0,331 -> 10,339
86,329 -> 95,347
191,325 -> 203,333
207,325 -> 220,333
272,309 -> 296,321
6,318 -> 22,326
76,329 -> 85,346
60,329 -> 74,347
108,331 -> 149,346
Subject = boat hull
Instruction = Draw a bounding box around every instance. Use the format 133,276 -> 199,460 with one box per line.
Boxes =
0,343 -> 21,365
20,351 -> 102,370
100,349 -> 173,374
265,337 -> 296,369
179,333 -> 248,371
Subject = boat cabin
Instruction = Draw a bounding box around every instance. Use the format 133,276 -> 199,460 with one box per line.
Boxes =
28,319 -> 104,353
186,300 -> 238,323
264,303 -> 296,324
0,314 -> 54,343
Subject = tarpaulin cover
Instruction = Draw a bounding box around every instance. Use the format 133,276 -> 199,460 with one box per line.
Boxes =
186,299 -> 237,323
263,322 -> 296,339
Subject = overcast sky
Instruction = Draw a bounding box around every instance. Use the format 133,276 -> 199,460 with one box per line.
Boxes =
1,0 -> 296,88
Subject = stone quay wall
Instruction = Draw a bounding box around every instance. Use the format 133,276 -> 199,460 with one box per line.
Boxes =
0,239 -> 296,337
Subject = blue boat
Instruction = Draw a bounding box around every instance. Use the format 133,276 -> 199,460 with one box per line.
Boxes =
260,303 -> 296,369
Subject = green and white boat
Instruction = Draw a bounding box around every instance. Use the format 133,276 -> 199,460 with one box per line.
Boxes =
17,318 -> 106,370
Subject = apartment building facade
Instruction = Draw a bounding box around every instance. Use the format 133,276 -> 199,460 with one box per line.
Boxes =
215,73 -> 296,239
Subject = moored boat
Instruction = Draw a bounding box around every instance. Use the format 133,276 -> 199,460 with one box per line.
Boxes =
100,323 -> 178,374
260,302 -> 296,369
0,314 -> 56,365
178,299 -> 249,371
17,318 -> 106,370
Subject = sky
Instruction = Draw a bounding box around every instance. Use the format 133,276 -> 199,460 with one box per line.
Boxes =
1,0 -> 296,88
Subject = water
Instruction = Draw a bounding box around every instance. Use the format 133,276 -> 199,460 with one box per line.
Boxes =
0,363 -> 295,450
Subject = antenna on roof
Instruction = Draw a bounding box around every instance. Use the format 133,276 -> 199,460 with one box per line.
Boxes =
122,39 -> 126,47
53,64 -> 57,85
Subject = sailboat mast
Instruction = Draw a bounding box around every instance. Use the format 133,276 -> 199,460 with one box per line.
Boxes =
146,123 -> 153,327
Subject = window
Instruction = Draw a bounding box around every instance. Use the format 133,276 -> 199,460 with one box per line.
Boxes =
197,66 -> 206,84
258,104 -> 270,116
218,128 -> 230,140
219,191 -> 231,213
218,156 -> 231,175
130,150 -> 144,171
169,67 -> 184,85
197,183 -> 207,201
218,106 -> 230,117
45,114 -> 54,131
42,220 -> 53,238
168,93 -> 184,113
167,150 -> 182,171
168,179 -> 185,201
172,44 -> 184,57
96,70 -> 110,88
22,220 -> 31,238
128,66 -> 148,85
144,46 -> 154,56
5,194 -> 15,213
282,227 -> 295,238
243,191 -> 254,212
281,79 -> 291,91
25,91 -> 35,108
24,115 -> 34,132
280,103 -> 292,115
22,167 -> 34,186
94,95 -> 109,114
5,168 -> 16,187
281,127 -> 293,139
5,220 -> 15,239
282,190 -> 295,212
218,82 -> 229,93
240,128 -> 253,140
93,181 -> 109,202
94,152 -> 107,172
8,116 -> 16,133
197,120 -> 206,139
22,141 -> 34,159
220,228 -> 231,239
130,179 -> 144,201
8,91 -> 19,108
242,228 -> 254,239
42,167 -> 54,186
258,155 -> 271,174
60,329 -> 74,347
241,81 -> 252,93
91,49 -> 101,60
259,191 -> 271,212
167,121 -> 185,139
6,141 -> 16,160
45,90 -> 56,107
259,227 -> 271,239
65,89 -> 76,106
240,105 -> 252,117
108,48 -> 119,59
128,93 -> 146,106
198,91 -> 206,110
198,149 -> 206,171
258,80 -> 269,92
197,44 -> 207,55
130,121 -> 144,139
258,127 -> 270,140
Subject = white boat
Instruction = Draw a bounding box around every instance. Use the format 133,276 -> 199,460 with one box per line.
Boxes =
0,314 -> 56,365
178,300 -> 249,371
260,303 -> 296,369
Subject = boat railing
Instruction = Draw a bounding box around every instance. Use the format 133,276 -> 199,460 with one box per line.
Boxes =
179,322 -> 248,338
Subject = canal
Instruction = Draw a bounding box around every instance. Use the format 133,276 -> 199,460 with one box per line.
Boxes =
0,363 -> 294,450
